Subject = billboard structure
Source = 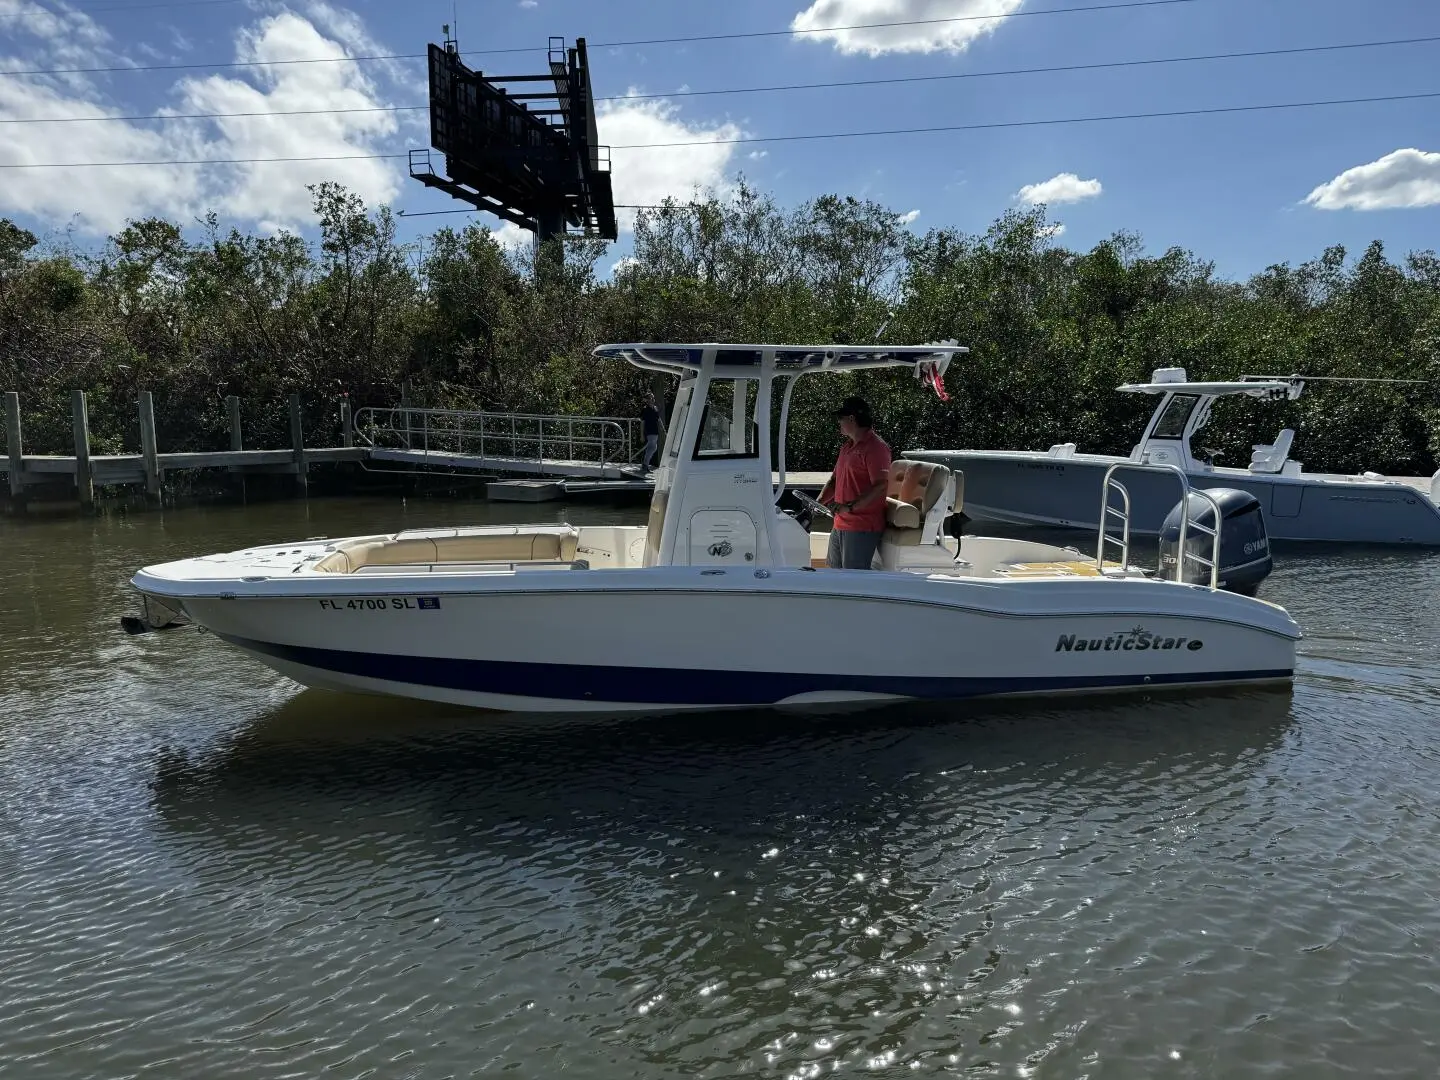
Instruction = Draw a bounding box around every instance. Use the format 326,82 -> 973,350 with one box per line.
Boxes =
410,32 -> 617,243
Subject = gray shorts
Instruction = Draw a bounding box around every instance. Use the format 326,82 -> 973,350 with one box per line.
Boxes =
827,528 -> 883,570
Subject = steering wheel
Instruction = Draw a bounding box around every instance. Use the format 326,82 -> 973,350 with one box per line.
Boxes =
782,488 -> 833,535
791,489 -> 834,518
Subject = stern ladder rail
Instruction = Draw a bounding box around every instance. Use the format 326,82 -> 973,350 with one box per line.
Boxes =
1097,462 -> 1222,590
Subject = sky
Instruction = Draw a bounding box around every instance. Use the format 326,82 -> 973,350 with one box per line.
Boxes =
1,0 -> 1438,280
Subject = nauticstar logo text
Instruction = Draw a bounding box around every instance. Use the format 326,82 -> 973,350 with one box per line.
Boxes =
1055,626 -> 1203,653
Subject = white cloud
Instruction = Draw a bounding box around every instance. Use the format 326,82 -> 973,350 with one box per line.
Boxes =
898,208 -> 920,225
609,255 -> 639,276
302,2 -> 416,89
597,95 -> 743,231
1015,172 -> 1102,206
1303,148 -> 1440,211
0,0 -> 114,72
1040,222 -> 1066,239
0,2 -> 204,232
791,0 -> 1024,57
748,150 -> 769,160
0,6 -> 406,235
490,221 -> 531,252
172,13 -> 403,229
519,0 -> 538,7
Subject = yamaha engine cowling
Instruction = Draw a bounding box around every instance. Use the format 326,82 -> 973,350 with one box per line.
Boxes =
1157,487 -> 1272,596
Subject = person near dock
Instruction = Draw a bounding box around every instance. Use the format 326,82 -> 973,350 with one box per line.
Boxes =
818,396 -> 891,569
639,392 -> 661,473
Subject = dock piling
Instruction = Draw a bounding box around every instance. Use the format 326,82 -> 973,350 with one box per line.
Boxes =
71,390 -> 93,510
5,391 -> 22,504
289,394 -> 307,495
138,391 -> 161,501
226,395 -> 243,451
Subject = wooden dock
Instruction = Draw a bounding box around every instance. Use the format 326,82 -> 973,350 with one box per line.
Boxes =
3,389 -> 364,510
2,446 -> 365,481
485,471 -> 832,502
487,478 -> 651,502
3,390 -> 837,511
368,447 -> 630,480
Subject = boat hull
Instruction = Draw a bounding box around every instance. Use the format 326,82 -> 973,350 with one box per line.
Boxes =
138,567 -> 1298,714
906,450 -> 1440,545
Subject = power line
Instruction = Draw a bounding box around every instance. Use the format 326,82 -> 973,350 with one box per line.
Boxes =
2,89 -> 1436,168
0,151 -> 409,168
21,0 -> 240,5
0,50 -> 415,75
601,35 -> 1440,103
0,104 -> 423,125
0,0 -> 246,21
549,0 -> 1209,51
396,208 -> 493,219
398,203 -> 672,219
3,34 -> 1436,125
605,90 -> 1440,149
0,0 -> 1207,74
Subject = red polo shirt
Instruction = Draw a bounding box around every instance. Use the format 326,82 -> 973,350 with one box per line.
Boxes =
833,429 -> 891,532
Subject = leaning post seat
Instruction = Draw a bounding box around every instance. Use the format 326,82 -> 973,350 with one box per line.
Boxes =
881,459 -> 958,545
1249,428 -> 1295,474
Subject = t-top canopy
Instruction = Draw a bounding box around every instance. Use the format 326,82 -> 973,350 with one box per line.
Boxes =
1116,366 -> 1301,401
592,341 -> 967,377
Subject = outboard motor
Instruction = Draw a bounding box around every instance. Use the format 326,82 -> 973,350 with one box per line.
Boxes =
1157,487 -> 1272,596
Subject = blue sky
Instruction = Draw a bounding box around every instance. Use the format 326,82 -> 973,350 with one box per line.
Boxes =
2,0 -> 1438,280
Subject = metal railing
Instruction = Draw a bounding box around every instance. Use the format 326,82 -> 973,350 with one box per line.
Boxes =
1098,461 -> 1222,589
353,406 -> 641,472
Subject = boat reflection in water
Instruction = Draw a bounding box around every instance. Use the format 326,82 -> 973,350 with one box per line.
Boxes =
150,683 -> 1297,872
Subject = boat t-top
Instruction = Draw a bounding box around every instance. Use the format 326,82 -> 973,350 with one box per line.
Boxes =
128,343 -> 1301,714
906,366 -> 1440,545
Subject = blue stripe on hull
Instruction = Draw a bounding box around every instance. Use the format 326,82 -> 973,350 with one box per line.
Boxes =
216,634 -> 1291,705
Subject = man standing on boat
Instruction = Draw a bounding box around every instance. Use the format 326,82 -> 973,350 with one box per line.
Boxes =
819,396 -> 891,569
639,392 -> 661,473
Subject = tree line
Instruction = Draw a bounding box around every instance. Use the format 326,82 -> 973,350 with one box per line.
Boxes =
3,179 -> 1438,477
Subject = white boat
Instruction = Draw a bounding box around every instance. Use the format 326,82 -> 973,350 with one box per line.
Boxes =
128,344 -> 1301,714
906,367 -> 1440,545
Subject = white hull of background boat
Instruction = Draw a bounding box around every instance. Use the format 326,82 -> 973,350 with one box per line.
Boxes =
907,449 -> 1440,545
133,535 -> 1297,714
907,367 -> 1440,546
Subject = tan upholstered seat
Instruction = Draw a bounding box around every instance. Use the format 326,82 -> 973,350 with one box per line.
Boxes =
882,460 -> 956,544
312,527 -> 580,573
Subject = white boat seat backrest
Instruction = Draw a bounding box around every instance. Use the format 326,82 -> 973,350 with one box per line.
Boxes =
1250,428 -> 1295,474
884,459 -> 957,530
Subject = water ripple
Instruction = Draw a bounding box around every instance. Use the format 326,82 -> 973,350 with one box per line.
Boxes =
5,502 -> 1440,1076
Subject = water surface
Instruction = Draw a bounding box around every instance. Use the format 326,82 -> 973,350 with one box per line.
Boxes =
3,496 -> 1440,1078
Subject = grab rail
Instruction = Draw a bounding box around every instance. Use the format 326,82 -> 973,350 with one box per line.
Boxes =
352,407 -> 640,470
1097,461 -> 1222,590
